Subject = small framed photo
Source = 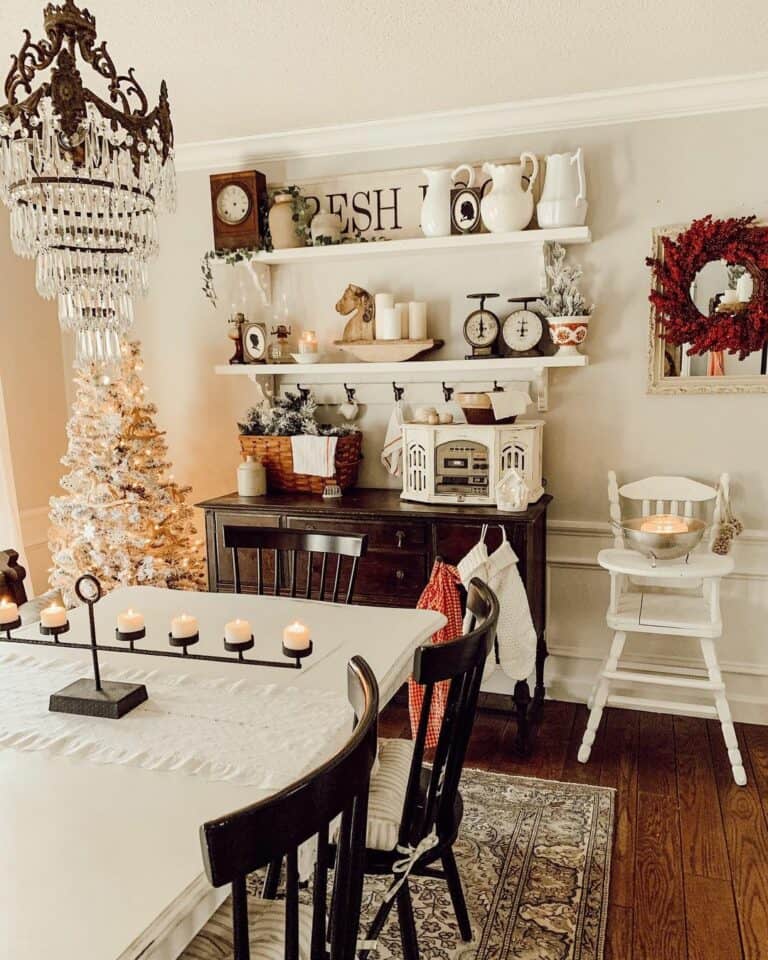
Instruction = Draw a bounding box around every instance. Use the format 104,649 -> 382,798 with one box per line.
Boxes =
451,187 -> 484,235
242,322 -> 267,363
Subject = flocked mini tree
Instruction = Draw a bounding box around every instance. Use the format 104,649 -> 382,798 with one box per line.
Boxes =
49,341 -> 206,605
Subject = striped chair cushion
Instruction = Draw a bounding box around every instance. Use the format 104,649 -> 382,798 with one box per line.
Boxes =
181,897 -> 313,960
364,737 -> 414,852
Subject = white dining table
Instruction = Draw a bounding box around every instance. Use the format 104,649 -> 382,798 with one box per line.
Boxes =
0,586 -> 444,960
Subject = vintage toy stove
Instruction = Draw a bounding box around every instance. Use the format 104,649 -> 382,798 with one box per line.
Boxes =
401,421 -> 544,506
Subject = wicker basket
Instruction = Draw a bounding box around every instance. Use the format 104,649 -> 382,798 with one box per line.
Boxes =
239,433 -> 363,494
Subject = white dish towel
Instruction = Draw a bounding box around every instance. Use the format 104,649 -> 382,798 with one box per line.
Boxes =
290,435 -> 338,477
457,524 -> 537,682
381,400 -> 405,477
488,389 -> 530,421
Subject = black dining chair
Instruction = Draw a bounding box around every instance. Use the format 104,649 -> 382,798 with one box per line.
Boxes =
351,578 -> 499,960
223,526 -> 368,605
185,655 -> 379,960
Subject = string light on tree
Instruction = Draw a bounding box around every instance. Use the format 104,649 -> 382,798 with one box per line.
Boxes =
48,340 -> 205,604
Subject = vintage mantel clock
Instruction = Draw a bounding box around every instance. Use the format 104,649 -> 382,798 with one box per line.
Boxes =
501,297 -> 550,357
210,170 -> 267,250
463,293 -> 501,358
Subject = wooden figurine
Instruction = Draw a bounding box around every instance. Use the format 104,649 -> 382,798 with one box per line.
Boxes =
335,284 -> 375,342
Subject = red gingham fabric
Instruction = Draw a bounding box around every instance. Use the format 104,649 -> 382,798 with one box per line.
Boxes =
408,560 -> 463,748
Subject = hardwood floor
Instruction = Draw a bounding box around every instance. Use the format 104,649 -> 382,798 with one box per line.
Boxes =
379,699 -> 768,960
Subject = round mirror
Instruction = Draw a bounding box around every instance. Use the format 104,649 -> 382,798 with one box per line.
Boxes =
690,259 -> 754,317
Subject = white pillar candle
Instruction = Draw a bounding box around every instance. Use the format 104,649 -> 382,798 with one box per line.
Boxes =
298,330 -> 318,354
720,289 -> 739,305
117,608 -> 145,633
408,301 -> 428,340
283,620 -> 311,651
640,514 -> 689,534
224,618 -> 253,645
376,307 -> 401,341
0,599 -> 19,625
170,613 -> 199,639
41,603 -> 68,628
374,292 -> 394,315
395,302 -> 409,338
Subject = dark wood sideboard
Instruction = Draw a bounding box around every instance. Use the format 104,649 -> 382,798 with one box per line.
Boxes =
197,489 -> 550,753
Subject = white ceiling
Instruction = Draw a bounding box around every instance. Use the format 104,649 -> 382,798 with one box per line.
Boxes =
1,0 -> 767,145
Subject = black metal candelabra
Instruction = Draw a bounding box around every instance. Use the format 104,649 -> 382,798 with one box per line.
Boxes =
1,574 -> 313,720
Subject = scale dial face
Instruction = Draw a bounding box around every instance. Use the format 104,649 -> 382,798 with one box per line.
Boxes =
463,309 -> 500,348
502,309 -> 543,352
216,184 -> 251,225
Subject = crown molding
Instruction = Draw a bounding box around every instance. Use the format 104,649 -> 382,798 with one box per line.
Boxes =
176,71 -> 768,172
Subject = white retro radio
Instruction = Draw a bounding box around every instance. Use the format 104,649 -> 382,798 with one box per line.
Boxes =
401,421 -> 544,506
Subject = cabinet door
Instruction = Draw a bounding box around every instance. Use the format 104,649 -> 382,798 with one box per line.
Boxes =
211,511 -> 282,589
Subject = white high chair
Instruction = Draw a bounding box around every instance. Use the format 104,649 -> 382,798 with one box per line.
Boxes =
577,472 -> 746,786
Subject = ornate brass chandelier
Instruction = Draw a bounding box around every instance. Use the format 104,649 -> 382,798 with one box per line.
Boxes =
0,0 -> 175,366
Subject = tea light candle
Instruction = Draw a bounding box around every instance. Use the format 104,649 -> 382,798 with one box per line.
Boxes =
640,514 -> 689,535
283,620 -> 311,651
408,301 -> 427,340
117,608 -> 144,633
224,618 -> 252,645
298,330 -> 318,354
0,598 -> 19,625
170,613 -> 198,639
41,603 -> 68,629
376,307 -> 401,341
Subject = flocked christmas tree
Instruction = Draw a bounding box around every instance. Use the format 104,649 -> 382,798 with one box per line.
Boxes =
49,341 -> 206,604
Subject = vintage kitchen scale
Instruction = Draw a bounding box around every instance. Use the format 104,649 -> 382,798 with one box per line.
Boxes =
401,421 -> 544,506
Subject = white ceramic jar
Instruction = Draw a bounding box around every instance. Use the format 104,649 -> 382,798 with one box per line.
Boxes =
269,193 -> 302,249
237,456 -> 267,496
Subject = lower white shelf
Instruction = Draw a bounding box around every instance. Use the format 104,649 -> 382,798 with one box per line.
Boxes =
214,355 -> 588,378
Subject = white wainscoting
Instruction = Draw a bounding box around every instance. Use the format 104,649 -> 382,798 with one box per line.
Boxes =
19,505 -> 50,598
545,520 -> 768,724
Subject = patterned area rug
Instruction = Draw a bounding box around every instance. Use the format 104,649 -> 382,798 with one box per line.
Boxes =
183,768 -> 614,959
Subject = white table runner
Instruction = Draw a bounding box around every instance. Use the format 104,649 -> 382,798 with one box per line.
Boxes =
0,651 -> 352,789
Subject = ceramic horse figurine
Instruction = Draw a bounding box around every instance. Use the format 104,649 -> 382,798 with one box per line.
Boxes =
335,283 -> 375,341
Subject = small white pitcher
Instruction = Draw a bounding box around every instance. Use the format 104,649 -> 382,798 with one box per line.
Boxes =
537,148 -> 587,228
480,154 -> 539,233
421,164 -> 475,237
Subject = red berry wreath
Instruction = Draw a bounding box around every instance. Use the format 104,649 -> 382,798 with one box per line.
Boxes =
647,215 -> 768,359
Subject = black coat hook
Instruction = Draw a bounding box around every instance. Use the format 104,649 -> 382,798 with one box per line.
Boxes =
344,383 -> 356,403
392,382 -> 405,401
442,382 -> 454,402
297,385 -> 311,402
492,381 -> 504,392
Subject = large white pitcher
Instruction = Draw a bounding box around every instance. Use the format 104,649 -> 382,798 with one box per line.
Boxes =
480,154 -> 539,233
537,147 -> 587,228
421,164 -> 475,237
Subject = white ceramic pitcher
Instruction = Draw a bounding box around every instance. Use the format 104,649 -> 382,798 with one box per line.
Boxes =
537,147 -> 587,228
480,154 -> 539,233
421,164 -> 475,237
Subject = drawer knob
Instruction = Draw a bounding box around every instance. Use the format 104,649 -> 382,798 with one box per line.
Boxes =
395,530 -> 406,548
395,569 -> 406,581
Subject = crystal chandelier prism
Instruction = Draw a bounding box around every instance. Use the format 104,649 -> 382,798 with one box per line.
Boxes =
0,0 -> 175,366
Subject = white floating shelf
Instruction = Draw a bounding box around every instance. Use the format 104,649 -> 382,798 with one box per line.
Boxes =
249,226 -> 590,265
215,355 -> 587,378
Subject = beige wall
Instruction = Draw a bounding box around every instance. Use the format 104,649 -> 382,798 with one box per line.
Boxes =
0,209 -> 69,595
130,107 -> 768,718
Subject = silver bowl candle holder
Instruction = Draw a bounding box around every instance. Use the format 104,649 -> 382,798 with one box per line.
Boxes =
619,517 -> 707,564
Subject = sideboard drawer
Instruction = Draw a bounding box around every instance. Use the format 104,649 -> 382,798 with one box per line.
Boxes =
285,516 -> 429,553
354,552 -> 428,605
213,510 -> 281,584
